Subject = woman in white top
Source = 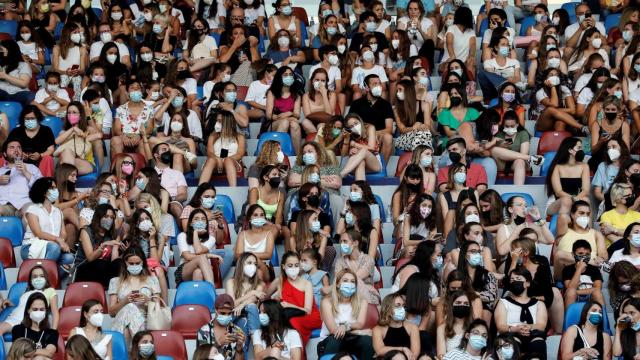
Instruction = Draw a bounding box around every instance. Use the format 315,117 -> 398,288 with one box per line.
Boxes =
440,7 -> 476,74
183,17 -> 218,73
69,299 -> 113,360
252,299 -> 303,360
318,268 -> 373,359
176,208 -> 223,287
20,177 -> 75,270
478,35 -> 521,101
111,80 -> 154,159
52,23 -> 87,100
567,28 -> 609,76
267,0 -> 302,48
534,68 -> 584,133
199,110 -> 245,187
397,0 -> 435,63
243,0 -> 266,31
246,64 -> 277,122
609,223 -> 640,267
436,290 -> 473,357
197,0 -> 226,32
234,204 -> 276,271
17,21 -> 45,74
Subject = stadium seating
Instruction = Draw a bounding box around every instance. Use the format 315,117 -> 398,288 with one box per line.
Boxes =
1,102 -> 22,130
538,131 -> 571,155
563,302 -> 613,335
171,304 -> 212,339
255,132 -> 295,156
104,330 -> 128,360
0,217 -> 24,247
58,306 -> 83,339
62,282 -> 107,309
41,117 -> 64,138
500,192 -> 535,207
0,237 -> 15,268
151,330 -> 188,360
173,281 -> 217,312
17,259 -> 59,289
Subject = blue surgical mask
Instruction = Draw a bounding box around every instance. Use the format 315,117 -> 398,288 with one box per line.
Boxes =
139,343 -> 155,357
310,220 -> 321,233
614,90 -> 623,99
31,277 -> 46,290
345,212 -> 355,226
433,255 -> 444,270
632,320 -> 640,331
468,334 -> 487,350
392,307 -> 406,321
46,189 -> 59,203
129,91 -> 143,102
224,91 -> 237,103
420,156 -> 432,167
192,220 -> 207,231
24,119 -> 38,130
588,311 -> 602,325
365,21 -> 376,32
251,217 -> 267,227
91,103 -> 101,113
303,152 -> 316,165
98,197 -> 109,205
280,5 -> 292,15
202,197 -> 215,209
631,234 -> 640,247
152,23 -> 163,34
309,173 -> 320,183
340,243 -> 353,255
500,345 -> 514,360
215,313 -> 233,326
454,172 -> 466,184
282,75 -> 294,86
135,178 -> 146,190
499,46 -> 509,57
259,313 -> 270,326
339,282 -> 356,297
172,96 -> 184,108
127,264 -> 143,275
349,191 -> 362,202
468,253 -> 483,267
635,64 -> 640,73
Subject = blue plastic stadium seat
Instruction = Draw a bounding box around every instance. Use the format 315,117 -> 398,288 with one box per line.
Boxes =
255,132 -> 295,156
197,86 -> 204,99
173,281 -> 217,312
76,157 -> 100,188
0,264 -> 5,290
300,21 -> 308,46
0,20 -> 17,35
271,246 -> 279,266
157,357 -> 174,360
0,102 -> 23,130
213,194 -> 236,224
500,192 -> 535,207
104,330 -> 128,360
539,151 -> 556,177
311,328 -> 321,338
1,282 -> 27,342
211,32 -> 221,46
169,216 -> 179,246
0,216 -> 24,247
563,302 -> 612,335
519,16 -> 536,36
549,213 -> 559,238
605,13 -> 622,33
373,195 -> 386,223
41,116 -> 64,137
54,22 -> 64,41
561,2 -> 579,22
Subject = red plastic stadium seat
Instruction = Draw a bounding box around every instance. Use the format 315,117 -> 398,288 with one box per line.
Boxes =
236,86 -> 249,101
364,303 -> 379,329
18,259 -> 59,289
171,304 -> 211,339
0,33 -> 11,41
58,306 -> 82,339
0,237 -> 16,268
53,333 -> 66,360
537,131 -> 571,155
292,7 -> 309,26
63,282 -> 107,309
152,330 -> 188,360
394,152 -> 413,177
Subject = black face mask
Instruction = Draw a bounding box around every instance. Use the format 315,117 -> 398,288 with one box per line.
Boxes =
605,112 -> 617,122
625,195 -> 636,207
630,173 -> 640,186
574,150 -> 585,162
452,305 -> 471,318
449,96 -> 462,107
406,182 -> 420,192
510,280 -> 526,296
307,194 -> 320,207
268,176 -> 281,188
449,151 -> 462,164
481,210 -> 491,219
177,70 -> 190,80
574,254 -> 589,263
159,151 -> 172,165
513,215 -> 526,225
67,181 -> 76,192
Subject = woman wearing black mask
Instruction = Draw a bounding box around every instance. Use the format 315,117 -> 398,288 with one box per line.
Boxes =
496,195 -> 554,258
545,137 -> 591,218
248,164 -> 285,232
392,164 -> 425,240
588,96 -> 630,173
436,290 -> 474,357
494,267 -> 548,359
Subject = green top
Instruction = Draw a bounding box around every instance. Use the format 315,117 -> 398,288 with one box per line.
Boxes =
438,107 -> 480,147
496,129 -> 531,152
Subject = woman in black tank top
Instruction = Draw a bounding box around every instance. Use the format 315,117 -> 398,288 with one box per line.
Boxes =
372,293 -> 422,358
560,300 -> 611,360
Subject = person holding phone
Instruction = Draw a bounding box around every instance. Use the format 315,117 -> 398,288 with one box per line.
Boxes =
197,294 -> 245,359
200,110 -> 245,187
51,23 -> 88,100
613,297 -> 640,359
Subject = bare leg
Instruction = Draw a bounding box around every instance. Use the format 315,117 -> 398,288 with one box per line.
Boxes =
223,157 -> 237,187
301,119 -> 317,134
181,254 -> 214,286
110,135 -> 124,156
91,139 -> 104,171
564,288 -> 577,309
378,133 -> 393,165
248,108 -> 265,120
172,153 -> 184,173
512,159 -> 526,186
550,287 -> 564,334
74,159 -> 94,175
289,120 -> 302,155
546,196 -> 573,216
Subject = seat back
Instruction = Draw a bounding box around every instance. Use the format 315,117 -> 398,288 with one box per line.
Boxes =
364,303 -> 379,329
151,330 -> 187,360
373,195 -> 386,223
519,16 -> 537,36
561,2 -> 579,22
104,330 -> 128,360
53,333 -> 66,360
538,131 -> 571,155
605,13 -> 622,33
255,132 -> 295,156
58,306 -> 82,339
0,20 -> 17,35
173,281 -> 216,312
0,102 -> 22,130
0,264 -> 5,290
292,7 -> 309,26
213,194 -> 236,224
500,192 -> 535,207
0,216 -> 24,247
394,151 -> 413,177
63,282 -> 107,309
18,259 -> 59,289
563,302 -> 612,335
236,86 -> 249,101
171,304 -> 211,339
41,116 -> 64,137
0,237 -> 15,268
539,152 -> 557,177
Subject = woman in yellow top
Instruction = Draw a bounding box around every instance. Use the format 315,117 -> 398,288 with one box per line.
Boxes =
554,200 -> 608,281
600,183 -> 640,246
55,101 -> 102,175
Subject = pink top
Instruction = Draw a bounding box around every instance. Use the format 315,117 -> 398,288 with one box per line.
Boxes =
274,95 -> 295,114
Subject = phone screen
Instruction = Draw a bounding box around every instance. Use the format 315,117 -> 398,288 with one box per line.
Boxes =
4,170 -> 10,176
220,148 -> 229,159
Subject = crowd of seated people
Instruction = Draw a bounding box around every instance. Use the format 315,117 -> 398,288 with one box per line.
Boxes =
3,0 -> 640,359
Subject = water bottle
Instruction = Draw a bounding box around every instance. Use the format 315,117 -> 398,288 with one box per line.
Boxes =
582,135 -> 591,156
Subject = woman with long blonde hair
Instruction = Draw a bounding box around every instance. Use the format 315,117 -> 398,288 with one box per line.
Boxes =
200,110 -> 245,186
225,252 -> 265,337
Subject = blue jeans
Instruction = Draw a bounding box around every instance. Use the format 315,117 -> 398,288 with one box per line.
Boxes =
472,157 -> 497,186
234,303 -> 260,354
21,242 -> 75,277
212,249 -> 234,279
477,70 -> 508,101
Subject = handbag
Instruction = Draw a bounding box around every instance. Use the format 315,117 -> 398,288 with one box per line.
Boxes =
147,296 -> 172,330
53,134 -> 91,159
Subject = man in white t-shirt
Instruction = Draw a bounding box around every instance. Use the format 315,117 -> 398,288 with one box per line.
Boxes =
90,23 -> 131,68
309,45 -> 343,92
33,72 -> 70,117
565,4 -> 606,57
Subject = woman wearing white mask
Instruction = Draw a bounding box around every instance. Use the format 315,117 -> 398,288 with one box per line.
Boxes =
69,299 -> 113,360
592,139 -> 628,203
108,247 -> 161,343
373,293 -> 421,359
318,268 -> 373,359
111,80 -> 155,158
397,145 -> 437,194
52,22 -> 88,100
397,0 -> 435,65
199,110 -> 245,187
0,266 -> 59,336
310,12 -> 344,61
339,113 -> 382,180
567,28 -> 609,76
106,4 -> 132,38
588,96 -> 630,173
142,14 -> 178,61
527,38 -> 567,89
393,79 -> 434,153
446,205 -> 497,274
10,292 -> 59,359
555,200 -> 607,280
17,21 -> 46,74
175,209 -> 223,287
225,252 -> 265,338
439,7 -> 476,75
234,204 -> 276,273
267,0 -> 302,48
302,68 -> 336,134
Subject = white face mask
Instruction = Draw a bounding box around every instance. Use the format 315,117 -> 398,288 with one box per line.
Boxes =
276,150 -> 285,163
397,91 -> 405,101
214,122 -> 222,132
170,121 -> 183,133
243,263 -> 257,277
607,148 -> 621,161
591,37 -> 602,49
89,312 -> 104,327
337,44 -> 346,54
100,32 -> 112,43
351,123 -> 362,135
576,216 -> 590,229
391,39 -> 399,49
20,33 -> 32,41
111,11 -> 123,20
30,310 -> 46,324
285,266 -> 300,280
106,54 -> 118,64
